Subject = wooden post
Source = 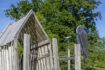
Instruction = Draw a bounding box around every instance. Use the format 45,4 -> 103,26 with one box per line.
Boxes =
0,47 -> 1,70
23,34 -> 30,70
5,46 -> 9,70
45,45 -> 51,70
48,44 -> 54,70
52,38 -> 60,70
2,47 -> 4,70
14,39 -> 19,70
68,48 -> 70,70
75,44 -> 81,70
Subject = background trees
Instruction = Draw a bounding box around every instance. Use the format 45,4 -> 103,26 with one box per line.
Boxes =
5,0 -> 105,69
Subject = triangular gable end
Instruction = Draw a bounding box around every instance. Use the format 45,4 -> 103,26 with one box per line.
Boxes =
0,10 -> 49,46
14,10 -> 49,42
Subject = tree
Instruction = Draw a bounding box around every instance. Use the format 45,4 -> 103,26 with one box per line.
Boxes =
5,0 -> 43,20
5,0 -> 103,69
5,0 -> 101,40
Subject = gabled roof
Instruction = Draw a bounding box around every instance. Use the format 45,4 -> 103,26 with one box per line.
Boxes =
0,10 -> 49,46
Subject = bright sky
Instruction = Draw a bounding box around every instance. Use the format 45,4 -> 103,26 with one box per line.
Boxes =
95,0 -> 105,38
0,0 -> 105,38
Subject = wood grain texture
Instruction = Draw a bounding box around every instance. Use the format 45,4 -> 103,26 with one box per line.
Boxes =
75,44 -> 81,70
52,38 -> 60,70
23,34 -> 30,70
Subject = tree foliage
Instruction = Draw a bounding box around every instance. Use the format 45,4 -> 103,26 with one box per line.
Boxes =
5,0 -> 105,69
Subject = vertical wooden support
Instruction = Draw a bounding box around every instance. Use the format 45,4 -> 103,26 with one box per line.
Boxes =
45,45 -> 51,70
68,48 -> 70,70
14,39 -> 19,70
2,47 -> 4,70
12,42 -> 15,70
4,46 -> 6,70
11,44 -> 14,70
48,44 -> 54,70
5,47 -> 9,70
1,48 -> 3,70
37,48 -> 41,70
39,47 -> 44,70
75,44 -> 81,70
23,34 -> 30,70
52,38 -> 60,70
8,46 -> 11,70
40,47 -> 44,70
42,46 -> 47,70
0,47 -> 1,70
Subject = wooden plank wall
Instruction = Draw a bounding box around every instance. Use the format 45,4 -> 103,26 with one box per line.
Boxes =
0,43 -> 19,70
0,38 -> 82,70
36,44 -> 53,70
0,38 -> 61,70
35,38 -> 60,70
